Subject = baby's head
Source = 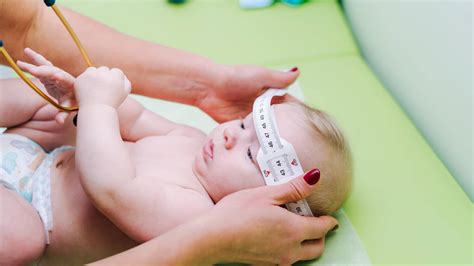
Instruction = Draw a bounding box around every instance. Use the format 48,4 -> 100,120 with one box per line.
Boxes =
193,100 -> 352,216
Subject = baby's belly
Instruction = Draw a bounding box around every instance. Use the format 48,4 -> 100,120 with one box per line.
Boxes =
41,150 -> 136,265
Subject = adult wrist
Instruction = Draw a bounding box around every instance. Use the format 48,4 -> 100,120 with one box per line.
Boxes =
180,213 -> 230,265
193,62 -> 233,109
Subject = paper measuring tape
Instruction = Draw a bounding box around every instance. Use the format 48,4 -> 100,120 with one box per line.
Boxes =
253,89 -> 313,217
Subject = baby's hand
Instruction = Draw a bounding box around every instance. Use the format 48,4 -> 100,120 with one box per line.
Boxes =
74,67 -> 131,108
17,48 -> 77,124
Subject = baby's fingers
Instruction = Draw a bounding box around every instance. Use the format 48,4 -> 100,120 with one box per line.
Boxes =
24,48 -> 53,66
123,76 -> 132,95
55,98 -> 77,125
17,60 -> 39,74
55,112 -> 68,125
53,72 -> 75,90
17,61 -> 56,78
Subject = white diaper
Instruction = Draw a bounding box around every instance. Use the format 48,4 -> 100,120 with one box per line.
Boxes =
0,133 -> 73,243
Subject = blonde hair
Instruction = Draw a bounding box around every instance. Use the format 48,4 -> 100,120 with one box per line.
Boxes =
293,101 -> 353,216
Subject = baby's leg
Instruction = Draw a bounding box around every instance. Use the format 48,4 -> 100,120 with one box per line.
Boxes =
0,186 -> 45,265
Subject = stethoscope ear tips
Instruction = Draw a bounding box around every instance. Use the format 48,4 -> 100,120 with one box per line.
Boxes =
43,0 -> 56,7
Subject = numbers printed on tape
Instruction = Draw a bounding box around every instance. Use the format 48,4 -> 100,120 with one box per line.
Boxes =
253,89 -> 313,217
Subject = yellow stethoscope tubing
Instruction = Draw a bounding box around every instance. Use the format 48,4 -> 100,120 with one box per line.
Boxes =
0,2 -> 92,112
50,4 -> 93,68
0,46 -> 78,111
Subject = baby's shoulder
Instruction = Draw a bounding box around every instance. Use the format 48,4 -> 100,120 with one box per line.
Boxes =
134,132 -> 203,147
154,182 -> 214,214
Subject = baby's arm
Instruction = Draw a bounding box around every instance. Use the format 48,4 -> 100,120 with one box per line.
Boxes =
75,68 -> 211,242
117,97 -> 204,142
0,78 -> 76,151
75,67 -> 135,216
17,48 -> 204,141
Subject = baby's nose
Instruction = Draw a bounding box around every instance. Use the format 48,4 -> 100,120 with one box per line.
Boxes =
223,128 -> 237,149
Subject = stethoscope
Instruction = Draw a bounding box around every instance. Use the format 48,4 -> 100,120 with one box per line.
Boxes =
0,0 -> 91,112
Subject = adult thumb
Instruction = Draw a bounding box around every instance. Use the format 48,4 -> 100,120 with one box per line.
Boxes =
264,67 -> 299,89
269,168 -> 321,205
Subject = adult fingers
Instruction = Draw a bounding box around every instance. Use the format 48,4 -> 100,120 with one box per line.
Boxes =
266,169 -> 321,205
300,215 -> 339,240
24,48 -> 53,66
299,238 -> 325,261
262,67 -> 299,89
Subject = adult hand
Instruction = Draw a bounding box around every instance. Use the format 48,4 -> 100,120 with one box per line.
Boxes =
206,169 -> 338,265
90,169 -> 337,265
197,65 -> 299,123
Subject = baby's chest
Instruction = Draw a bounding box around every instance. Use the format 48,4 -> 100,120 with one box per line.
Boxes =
129,136 -> 202,187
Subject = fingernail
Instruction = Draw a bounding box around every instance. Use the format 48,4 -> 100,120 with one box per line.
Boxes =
73,114 -> 78,127
303,168 -> 320,185
290,67 -> 298,72
330,224 -> 339,232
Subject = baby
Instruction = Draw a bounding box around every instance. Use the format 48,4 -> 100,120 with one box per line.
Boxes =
0,48 -> 352,264
73,67 -> 353,240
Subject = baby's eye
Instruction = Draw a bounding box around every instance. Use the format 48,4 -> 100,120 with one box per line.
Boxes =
247,148 -> 253,161
240,120 -> 245,130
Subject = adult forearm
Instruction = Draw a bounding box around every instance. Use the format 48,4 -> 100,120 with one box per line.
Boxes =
90,214 -> 223,265
1,1 -> 227,106
91,171 -> 335,265
48,7 -> 226,105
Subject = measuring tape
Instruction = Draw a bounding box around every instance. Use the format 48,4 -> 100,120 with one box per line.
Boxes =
253,89 -> 313,217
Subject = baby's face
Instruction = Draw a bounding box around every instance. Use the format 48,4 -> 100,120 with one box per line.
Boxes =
193,104 -> 319,203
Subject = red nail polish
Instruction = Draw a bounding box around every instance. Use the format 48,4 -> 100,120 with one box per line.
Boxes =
303,168 -> 320,185
291,67 -> 298,72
